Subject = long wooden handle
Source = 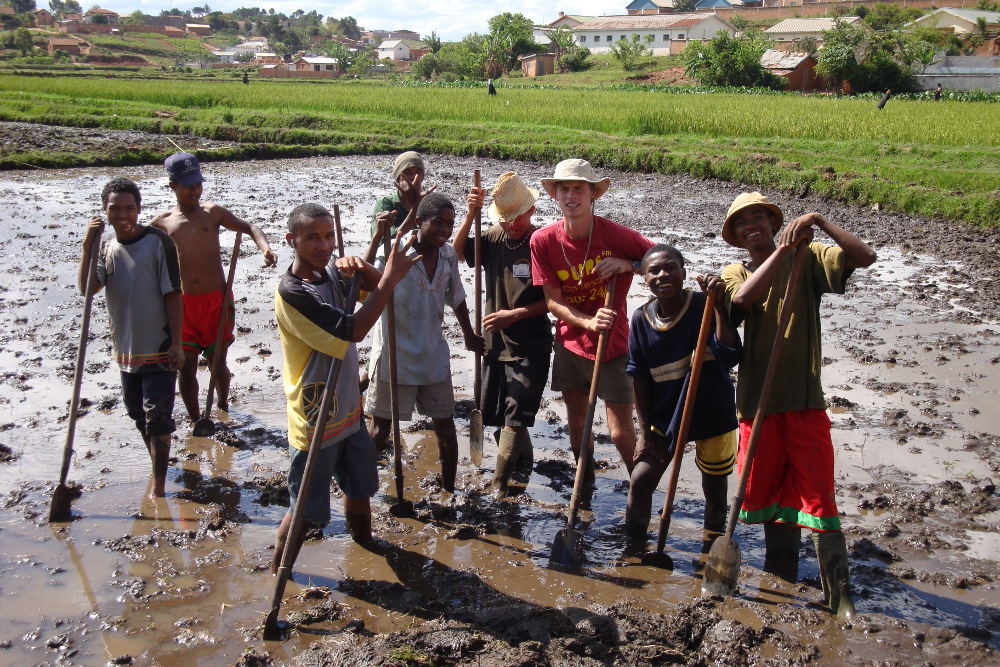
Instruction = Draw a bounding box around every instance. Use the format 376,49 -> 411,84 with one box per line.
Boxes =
655,289 -> 717,551
722,243 -> 809,540
473,169 -> 482,407
565,281 -> 616,525
58,229 -> 103,486
203,232 -> 243,417
383,233 -> 405,502
334,204 -> 344,259
270,275 -> 360,612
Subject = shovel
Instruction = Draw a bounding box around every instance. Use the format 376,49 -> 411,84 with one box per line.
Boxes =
192,232 -> 243,437
49,227 -> 102,523
549,281 -> 616,568
383,233 -> 415,519
470,169 -> 484,467
642,290 -> 717,569
263,274 -> 361,641
703,242 -> 809,597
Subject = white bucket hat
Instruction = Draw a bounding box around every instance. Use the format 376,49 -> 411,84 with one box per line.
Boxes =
488,172 -> 539,224
540,159 -> 610,199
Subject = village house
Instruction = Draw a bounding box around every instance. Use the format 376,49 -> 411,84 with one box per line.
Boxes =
905,8 -> 1000,36
760,49 -> 819,91
83,8 -> 119,24
548,12 -> 593,29
185,23 -> 212,37
377,39 -> 429,62
572,14 -> 734,56
34,9 -> 54,26
214,50 -> 238,63
61,12 -> 83,22
388,29 -> 420,41
233,40 -> 270,56
253,52 -> 283,65
47,37 -> 81,55
290,56 -> 340,72
519,52 -> 557,77
0,6 -> 16,19
764,16 -> 863,49
626,0 -> 738,14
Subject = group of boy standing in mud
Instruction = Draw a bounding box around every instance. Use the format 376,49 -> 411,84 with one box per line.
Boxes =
79,148 -> 875,618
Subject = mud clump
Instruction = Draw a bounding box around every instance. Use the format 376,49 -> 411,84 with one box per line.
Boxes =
0,443 -> 19,463
245,473 -> 290,507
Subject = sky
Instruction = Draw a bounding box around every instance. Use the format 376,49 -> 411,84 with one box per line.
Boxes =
84,1 -> 622,41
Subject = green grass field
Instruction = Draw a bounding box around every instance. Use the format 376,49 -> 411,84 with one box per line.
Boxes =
0,74 -> 997,225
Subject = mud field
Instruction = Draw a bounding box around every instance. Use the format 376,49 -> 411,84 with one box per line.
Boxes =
1,123 -> 1000,666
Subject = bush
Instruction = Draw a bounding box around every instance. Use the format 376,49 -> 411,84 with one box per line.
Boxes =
557,47 -> 591,72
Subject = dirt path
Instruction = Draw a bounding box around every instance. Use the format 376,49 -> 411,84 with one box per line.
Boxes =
0,125 -> 998,666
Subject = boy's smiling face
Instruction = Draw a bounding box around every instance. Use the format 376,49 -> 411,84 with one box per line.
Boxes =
499,207 -> 534,240
730,205 -> 778,250
169,180 -> 203,207
554,181 -> 595,221
417,207 -> 456,248
644,250 -> 686,305
104,191 -> 142,242
288,215 -> 337,276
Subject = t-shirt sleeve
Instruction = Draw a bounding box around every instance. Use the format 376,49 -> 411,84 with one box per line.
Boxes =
276,279 -> 351,359
626,308 -> 651,378
370,196 -> 393,237
462,234 -> 477,269
811,242 -> 851,295
709,327 -> 743,369
721,263 -> 749,328
95,238 -> 109,287
446,251 -> 466,309
158,235 -> 181,295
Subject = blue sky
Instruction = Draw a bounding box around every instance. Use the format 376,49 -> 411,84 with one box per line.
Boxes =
87,1 -> 619,41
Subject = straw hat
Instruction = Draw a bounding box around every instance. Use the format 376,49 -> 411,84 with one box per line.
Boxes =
540,159 -> 610,199
721,192 -> 784,248
487,172 -> 539,224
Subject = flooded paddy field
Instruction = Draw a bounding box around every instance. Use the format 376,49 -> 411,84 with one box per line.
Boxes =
1,128 -> 999,665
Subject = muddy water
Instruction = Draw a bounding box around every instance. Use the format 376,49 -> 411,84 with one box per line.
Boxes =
1,155 -> 998,665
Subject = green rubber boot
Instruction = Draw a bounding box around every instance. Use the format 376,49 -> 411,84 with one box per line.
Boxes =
491,428 -> 520,499
812,531 -> 856,619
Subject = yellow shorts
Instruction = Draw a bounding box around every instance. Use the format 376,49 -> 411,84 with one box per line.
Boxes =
696,430 -> 737,476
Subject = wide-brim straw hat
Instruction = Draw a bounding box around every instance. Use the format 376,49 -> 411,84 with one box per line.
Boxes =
540,159 -> 610,199
721,192 -> 784,248
488,172 -> 539,224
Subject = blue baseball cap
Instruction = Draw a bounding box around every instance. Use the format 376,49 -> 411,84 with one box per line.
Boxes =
164,152 -> 203,186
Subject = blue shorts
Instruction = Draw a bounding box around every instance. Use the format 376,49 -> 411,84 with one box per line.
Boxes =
286,427 -> 378,527
120,370 -> 176,438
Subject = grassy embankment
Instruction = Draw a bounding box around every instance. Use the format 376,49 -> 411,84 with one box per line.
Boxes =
0,75 -> 997,226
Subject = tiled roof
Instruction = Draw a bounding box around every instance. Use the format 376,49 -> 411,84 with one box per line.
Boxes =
765,17 -> 861,34
575,14 -> 716,30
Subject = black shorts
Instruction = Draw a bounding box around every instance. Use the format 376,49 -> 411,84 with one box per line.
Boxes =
120,370 -> 177,438
481,354 -> 550,428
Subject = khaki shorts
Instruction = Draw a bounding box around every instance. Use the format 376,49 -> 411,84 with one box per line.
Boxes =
365,376 -> 455,421
551,342 -> 633,404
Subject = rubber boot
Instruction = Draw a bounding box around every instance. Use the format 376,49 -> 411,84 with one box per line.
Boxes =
512,431 -> 534,483
491,428 -> 520,499
701,472 -> 729,534
812,531 -> 856,618
763,522 -> 801,583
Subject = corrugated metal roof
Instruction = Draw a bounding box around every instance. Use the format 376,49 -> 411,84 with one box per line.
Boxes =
760,49 -> 813,69
576,14 -> 716,30
765,17 -> 861,34
938,8 -> 1000,24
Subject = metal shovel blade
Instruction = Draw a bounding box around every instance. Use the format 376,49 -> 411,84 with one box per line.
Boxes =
702,535 -> 741,597
48,483 -> 74,523
469,409 -> 483,467
549,526 -> 584,569
192,416 -> 215,437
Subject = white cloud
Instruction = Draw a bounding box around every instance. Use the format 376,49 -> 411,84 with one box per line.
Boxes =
90,1 -> 623,41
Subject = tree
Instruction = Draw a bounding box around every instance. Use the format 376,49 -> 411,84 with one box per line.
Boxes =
13,27 -> 34,55
729,15 -> 750,32
815,43 -> 858,92
557,47 -> 591,73
798,36 -> 819,56
683,30 -> 785,88
11,0 -> 37,14
610,33 -> 653,71
338,15 -> 360,41
49,0 -> 64,13
236,50 -> 255,63
426,29 -> 441,54
486,12 -> 542,74
543,26 -> 576,59
64,0 -> 80,13
673,0 -> 697,11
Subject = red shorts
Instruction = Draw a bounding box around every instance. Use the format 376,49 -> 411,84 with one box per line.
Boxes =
182,290 -> 235,357
736,409 -> 841,531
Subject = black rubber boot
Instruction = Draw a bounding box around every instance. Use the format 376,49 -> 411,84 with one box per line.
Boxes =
701,472 -> 729,534
763,522 -> 801,583
812,531 -> 856,618
491,429 -> 520,499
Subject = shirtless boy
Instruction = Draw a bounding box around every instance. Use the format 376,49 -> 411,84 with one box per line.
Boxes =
151,153 -> 278,423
